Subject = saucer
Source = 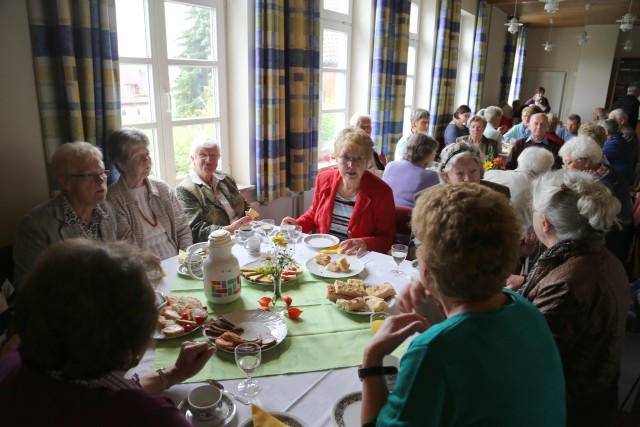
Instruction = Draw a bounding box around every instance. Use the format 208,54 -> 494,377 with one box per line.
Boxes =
178,393 -> 236,426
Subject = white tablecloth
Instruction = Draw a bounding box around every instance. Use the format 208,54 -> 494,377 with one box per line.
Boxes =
134,239 -> 425,427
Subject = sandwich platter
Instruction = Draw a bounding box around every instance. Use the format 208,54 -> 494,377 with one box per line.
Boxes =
203,309 -> 288,353
240,260 -> 303,286
305,254 -> 364,279
327,282 -> 397,315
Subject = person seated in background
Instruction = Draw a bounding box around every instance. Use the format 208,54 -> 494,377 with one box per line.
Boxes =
480,106 -> 503,146
556,114 -> 581,142
578,122 -> 607,147
362,184 -> 566,426
559,136 -> 633,264
282,127 -> 396,255
13,142 -> 116,287
609,108 -> 639,165
382,133 -> 439,208
506,113 -> 562,170
524,86 -> 551,113
0,239 -> 216,426
455,115 -> 500,158
515,170 -> 628,427
601,118 -> 634,184
591,107 -> 607,123
504,106 -> 535,142
484,146 -> 554,235
177,137 -> 253,242
394,108 -> 430,161
107,128 -> 192,260
611,81 -> 640,130
511,98 -> 524,124
499,103 -> 514,133
443,105 -> 471,146
545,114 -> 566,147
349,113 -> 386,175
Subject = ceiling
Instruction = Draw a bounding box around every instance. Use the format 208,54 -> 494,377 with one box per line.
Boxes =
487,0 -> 639,28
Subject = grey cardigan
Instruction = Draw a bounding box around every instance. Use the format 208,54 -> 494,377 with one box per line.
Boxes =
13,193 -> 117,287
107,177 -> 192,257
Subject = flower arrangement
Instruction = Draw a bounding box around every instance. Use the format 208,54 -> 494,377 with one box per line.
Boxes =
484,147 -> 506,171
263,233 -> 297,313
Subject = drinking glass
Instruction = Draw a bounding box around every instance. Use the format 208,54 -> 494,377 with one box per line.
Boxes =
287,224 -> 302,244
370,312 -> 390,335
235,342 -> 262,396
259,219 -> 275,242
391,244 -> 408,276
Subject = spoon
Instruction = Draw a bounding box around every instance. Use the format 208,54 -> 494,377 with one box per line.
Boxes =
209,380 -> 250,406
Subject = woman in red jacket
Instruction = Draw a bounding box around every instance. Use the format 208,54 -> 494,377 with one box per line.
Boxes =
282,127 -> 396,255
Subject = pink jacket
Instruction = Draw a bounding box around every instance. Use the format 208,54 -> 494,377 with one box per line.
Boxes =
297,169 -> 396,253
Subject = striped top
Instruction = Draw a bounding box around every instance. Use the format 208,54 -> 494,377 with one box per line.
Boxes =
328,193 -> 357,240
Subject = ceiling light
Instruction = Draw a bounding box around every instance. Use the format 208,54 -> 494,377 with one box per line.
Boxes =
543,19 -> 555,52
505,0 -> 523,34
540,0 -> 564,14
618,0 -> 636,32
577,31 -> 589,46
577,4 -> 591,46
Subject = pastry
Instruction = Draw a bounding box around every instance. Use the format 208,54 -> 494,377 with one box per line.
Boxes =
337,257 -> 350,272
161,324 -> 185,337
336,297 -> 366,312
365,282 -> 397,299
325,261 -> 341,272
246,207 -> 259,220
315,253 -> 331,265
326,284 -> 354,302
365,296 -> 389,312
334,279 -> 366,297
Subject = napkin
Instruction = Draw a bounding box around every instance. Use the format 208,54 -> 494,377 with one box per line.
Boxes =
251,404 -> 287,427
319,243 -> 341,254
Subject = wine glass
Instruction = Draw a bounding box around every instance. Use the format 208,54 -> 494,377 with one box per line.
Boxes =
391,244 -> 408,276
235,342 -> 262,396
260,219 -> 275,242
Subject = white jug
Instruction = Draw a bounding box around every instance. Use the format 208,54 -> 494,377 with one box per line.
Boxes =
187,230 -> 241,304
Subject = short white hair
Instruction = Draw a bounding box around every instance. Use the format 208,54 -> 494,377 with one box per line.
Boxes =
349,113 -> 371,127
531,169 -> 620,241
438,141 -> 484,182
190,136 -> 220,156
483,106 -> 503,125
559,135 -> 602,164
515,146 -> 554,177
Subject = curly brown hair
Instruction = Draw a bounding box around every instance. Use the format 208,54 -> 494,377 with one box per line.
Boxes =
15,239 -> 157,380
412,183 -> 521,301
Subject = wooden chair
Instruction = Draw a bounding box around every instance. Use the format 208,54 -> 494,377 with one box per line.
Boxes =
395,206 -> 412,246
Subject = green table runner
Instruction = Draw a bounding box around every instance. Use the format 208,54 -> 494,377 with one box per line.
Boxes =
153,268 -> 406,381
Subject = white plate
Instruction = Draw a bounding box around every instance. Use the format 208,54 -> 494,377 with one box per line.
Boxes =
239,412 -> 307,427
207,310 -> 288,353
332,391 -> 362,427
329,283 -> 397,316
178,393 -> 236,426
240,260 -> 300,287
153,323 -> 203,340
303,234 -> 340,249
306,255 -> 364,278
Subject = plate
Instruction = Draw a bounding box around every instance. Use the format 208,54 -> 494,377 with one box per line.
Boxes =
207,309 -> 288,353
303,234 -> 340,249
177,264 -> 203,278
332,391 -> 362,427
178,393 -> 236,426
305,255 -> 365,278
329,283 -> 397,316
239,412 -> 307,427
153,322 -> 204,340
240,260 -> 300,287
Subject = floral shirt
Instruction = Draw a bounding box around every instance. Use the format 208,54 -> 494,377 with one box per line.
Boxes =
61,195 -> 108,240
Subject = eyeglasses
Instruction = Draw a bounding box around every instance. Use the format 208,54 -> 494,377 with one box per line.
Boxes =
337,155 -> 367,166
70,170 -> 110,181
198,153 -> 221,160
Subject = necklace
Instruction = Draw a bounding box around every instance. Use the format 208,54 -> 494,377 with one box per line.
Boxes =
137,207 -> 158,227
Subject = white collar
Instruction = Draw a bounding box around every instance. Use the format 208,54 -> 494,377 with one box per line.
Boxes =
189,170 -> 225,188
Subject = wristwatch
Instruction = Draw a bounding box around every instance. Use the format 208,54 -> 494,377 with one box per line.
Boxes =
358,366 -> 398,380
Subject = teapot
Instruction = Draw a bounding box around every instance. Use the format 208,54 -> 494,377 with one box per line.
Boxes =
187,230 -> 241,304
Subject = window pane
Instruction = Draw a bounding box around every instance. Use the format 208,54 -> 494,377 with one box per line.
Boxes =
172,123 -> 220,179
323,0 -> 348,15
322,30 -> 348,69
165,2 -> 215,61
405,77 -> 414,107
120,64 -> 154,125
321,72 -> 346,109
407,46 -> 416,76
320,112 -> 345,152
115,0 -> 149,58
410,3 -> 419,35
169,66 -> 218,119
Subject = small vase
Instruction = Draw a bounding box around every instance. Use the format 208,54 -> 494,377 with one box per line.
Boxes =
270,275 -> 287,314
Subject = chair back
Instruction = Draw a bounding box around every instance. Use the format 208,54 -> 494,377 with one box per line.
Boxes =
395,206 -> 412,245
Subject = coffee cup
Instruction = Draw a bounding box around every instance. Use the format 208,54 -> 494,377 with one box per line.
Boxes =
244,235 -> 261,255
187,385 -> 224,423
234,226 -> 254,243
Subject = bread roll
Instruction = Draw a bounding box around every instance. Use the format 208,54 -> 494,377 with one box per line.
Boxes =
338,257 -> 350,272
315,253 -> 331,266
326,261 -> 341,272
365,296 -> 389,313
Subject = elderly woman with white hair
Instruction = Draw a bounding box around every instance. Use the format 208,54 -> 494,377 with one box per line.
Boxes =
484,146 -> 554,234
176,137 -> 252,242
107,128 -> 192,260
13,142 -> 117,286
455,116 -> 500,158
518,170 -> 628,427
559,135 -> 633,263
349,112 -> 386,175
480,106 -> 503,146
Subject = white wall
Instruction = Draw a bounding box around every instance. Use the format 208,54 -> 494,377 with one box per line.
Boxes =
0,0 -> 49,246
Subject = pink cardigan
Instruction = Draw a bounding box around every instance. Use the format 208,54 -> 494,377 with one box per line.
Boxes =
296,169 -> 396,254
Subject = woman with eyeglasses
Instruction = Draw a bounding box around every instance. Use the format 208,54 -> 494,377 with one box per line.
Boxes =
107,128 -> 192,260
13,141 -> 117,287
282,127 -> 396,255
176,137 -> 252,242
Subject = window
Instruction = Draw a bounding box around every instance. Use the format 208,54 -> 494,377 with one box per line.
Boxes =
403,2 -> 420,135
115,0 -> 228,187
455,10 -> 475,110
319,1 -> 351,163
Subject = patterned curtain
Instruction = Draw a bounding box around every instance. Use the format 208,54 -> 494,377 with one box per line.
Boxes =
429,0 -> 461,142
511,27 -> 528,101
255,0 -> 319,201
468,0 -> 488,114
27,0 -> 120,174
499,30 -> 518,103
369,0 -> 410,158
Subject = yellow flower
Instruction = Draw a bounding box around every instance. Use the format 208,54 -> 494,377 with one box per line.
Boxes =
484,160 -> 494,171
271,236 -> 288,247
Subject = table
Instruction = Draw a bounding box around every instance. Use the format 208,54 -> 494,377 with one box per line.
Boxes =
133,239 -> 429,427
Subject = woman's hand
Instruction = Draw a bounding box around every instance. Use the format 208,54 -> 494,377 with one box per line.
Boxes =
281,217 -> 298,226
165,341 -> 217,385
226,216 -> 253,232
363,313 -> 429,367
339,238 -> 367,256
396,279 -> 436,317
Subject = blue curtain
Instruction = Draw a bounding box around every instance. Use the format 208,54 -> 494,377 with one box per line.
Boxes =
499,30 -> 518,103
369,0 -> 410,158
512,27 -> 528,101
468,0 -> 488,114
